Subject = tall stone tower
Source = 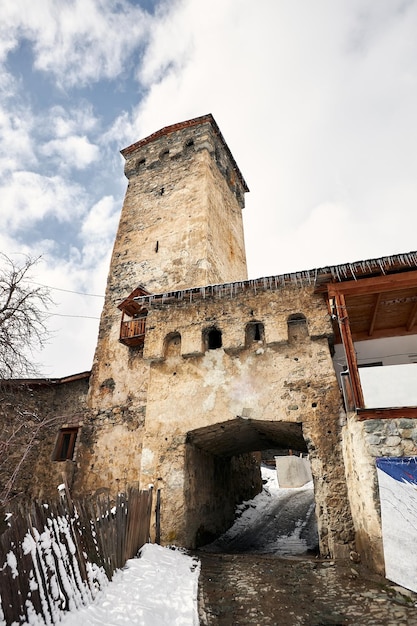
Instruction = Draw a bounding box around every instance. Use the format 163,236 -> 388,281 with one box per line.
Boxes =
88,114 -> 249,407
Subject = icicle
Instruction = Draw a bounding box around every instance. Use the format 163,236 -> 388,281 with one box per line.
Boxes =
348,264 -> 357,280
377,259 -> 386,275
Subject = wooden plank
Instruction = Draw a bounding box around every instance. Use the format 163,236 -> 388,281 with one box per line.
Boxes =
368,292 -> 382,337
327,269 -> 417,297
351,325 -> 417,342
357,407 -> 417,420
406,299 -> 417,331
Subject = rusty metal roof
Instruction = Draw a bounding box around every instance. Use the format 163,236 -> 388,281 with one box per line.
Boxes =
1,371 -> 91,386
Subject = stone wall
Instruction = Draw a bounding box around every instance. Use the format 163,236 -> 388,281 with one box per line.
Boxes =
343,414 -> 417,572
72,402 -> 146,497
0,376 -> 89,509
137,283 -> 355,556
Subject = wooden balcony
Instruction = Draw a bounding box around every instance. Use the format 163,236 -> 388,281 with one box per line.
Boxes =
119,316 -> 147,347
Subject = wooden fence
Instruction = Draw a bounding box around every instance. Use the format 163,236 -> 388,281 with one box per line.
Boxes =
0,486 -> 154,625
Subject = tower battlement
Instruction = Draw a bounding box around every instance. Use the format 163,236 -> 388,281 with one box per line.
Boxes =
121,114 -> 248,209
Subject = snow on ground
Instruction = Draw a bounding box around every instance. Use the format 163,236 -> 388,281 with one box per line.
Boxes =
60,544 -> 200,626
57,465 -> 314,625
203,464 -> 316,555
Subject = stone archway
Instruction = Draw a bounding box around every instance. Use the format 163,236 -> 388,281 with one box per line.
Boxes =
183,418 -> 311,548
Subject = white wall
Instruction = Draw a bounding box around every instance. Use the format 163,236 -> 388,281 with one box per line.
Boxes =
333,335 -> 417,408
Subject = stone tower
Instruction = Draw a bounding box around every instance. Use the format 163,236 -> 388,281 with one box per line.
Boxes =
88,114 -> 249,407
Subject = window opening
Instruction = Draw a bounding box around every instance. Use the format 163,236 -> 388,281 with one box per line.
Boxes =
245,322 -> 264,346
206,328 -> 222,350
164,332 -> 182,357
287,313 -> 308,341
53,427 -> 79,461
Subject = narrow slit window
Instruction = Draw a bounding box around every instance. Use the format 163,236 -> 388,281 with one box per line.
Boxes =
245,322 -> 264,346
52,427 -> 79,461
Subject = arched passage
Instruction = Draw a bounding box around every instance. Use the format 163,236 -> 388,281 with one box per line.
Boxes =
184,418 -> 315,550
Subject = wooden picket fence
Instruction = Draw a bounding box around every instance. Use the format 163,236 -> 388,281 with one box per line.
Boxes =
0,486 -> 154,625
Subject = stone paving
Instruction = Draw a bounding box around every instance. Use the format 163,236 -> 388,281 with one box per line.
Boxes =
197,552 -> 417,625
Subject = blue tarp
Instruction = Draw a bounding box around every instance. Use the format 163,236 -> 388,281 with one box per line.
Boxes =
376,456 -> 417,485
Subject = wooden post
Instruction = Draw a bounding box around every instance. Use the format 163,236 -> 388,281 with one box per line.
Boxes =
335,293 -> 364,409
155,489 -> 161,545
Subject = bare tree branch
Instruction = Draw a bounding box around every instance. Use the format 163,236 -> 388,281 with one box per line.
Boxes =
0,254 -> 53,378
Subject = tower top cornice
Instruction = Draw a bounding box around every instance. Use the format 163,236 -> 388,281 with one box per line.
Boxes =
120,113 -> 249,192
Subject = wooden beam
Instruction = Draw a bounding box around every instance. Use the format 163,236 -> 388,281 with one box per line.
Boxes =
327,269 -> 417,298
357,407 -> 417,420
335,293 -> 364,408
351,326 -> 417,342
368,292 -> 382,337
406,298 -> 417,332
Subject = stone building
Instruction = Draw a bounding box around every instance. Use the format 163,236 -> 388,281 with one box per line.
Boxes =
3,114 -> 417,577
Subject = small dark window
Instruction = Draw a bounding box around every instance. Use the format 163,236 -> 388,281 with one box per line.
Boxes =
185,139 -> 194,150
160,149 -> 169,160
52,427 -> 79,461
137,158 -> 146,170
245,322 -> 264,346
206,328 -> 222,350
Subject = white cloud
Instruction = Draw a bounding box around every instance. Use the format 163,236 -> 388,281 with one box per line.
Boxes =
1,171 -> 87,231
48,105 -> 99,138
0,104 -> 36,172
129,0 -> 417,277
40,135 -> 99,170
0,0 -> 151,88
81,196 -> 119,243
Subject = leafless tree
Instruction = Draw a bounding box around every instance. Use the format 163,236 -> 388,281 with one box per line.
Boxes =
0,253 -> 52,378
0,255 -> 55,510
0,383 -> 62,508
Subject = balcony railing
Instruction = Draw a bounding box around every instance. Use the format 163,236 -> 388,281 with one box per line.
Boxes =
119,316 -> 146,347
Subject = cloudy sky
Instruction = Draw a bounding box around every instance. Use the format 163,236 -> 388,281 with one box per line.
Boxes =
1,0 -> 417,377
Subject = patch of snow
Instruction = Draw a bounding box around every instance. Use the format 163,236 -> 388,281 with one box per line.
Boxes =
60,544 -> 200,626
6,551 -> 18,578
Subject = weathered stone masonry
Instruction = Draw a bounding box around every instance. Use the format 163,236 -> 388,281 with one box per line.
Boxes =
5,114 -> 417,577
137,281 -> 355,556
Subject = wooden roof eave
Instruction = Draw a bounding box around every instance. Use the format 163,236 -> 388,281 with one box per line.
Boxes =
118,285 -> 151,316
326,269 -> 417,298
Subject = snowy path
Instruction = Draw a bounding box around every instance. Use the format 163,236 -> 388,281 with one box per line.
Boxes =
201,465 -> 318,556
60,544 -> 200,626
